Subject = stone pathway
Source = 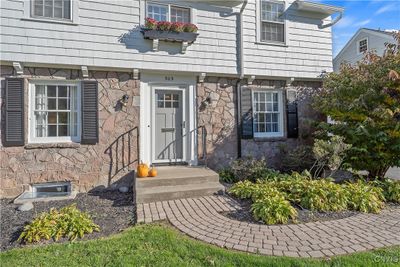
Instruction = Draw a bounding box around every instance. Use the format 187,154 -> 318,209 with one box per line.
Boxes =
136,195 -> 400,258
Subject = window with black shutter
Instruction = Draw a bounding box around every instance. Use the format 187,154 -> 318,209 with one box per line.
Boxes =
81,81 -> 99,144
4,78 -> 25,146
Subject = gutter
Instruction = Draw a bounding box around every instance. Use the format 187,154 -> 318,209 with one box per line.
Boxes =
236,0 -> 248,158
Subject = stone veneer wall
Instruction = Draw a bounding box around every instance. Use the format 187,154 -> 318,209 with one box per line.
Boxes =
0,66 -> 139,198
197,77 -> 239,170
241,80 -> 323,169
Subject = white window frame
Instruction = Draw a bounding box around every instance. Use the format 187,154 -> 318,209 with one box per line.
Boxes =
252,90 -> 284,138
357,37 -> 368,54
256,0 -> 288,46
144,1 -> 193,24
31,0 -> 72,21
23,0 -> 79,25
28,81 -> 81,144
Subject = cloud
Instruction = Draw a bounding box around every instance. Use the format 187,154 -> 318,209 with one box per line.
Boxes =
354,19 -> 371,27
375,3 -> 396,15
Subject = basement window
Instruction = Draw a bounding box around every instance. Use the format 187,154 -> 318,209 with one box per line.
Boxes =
14,182 -> 76,204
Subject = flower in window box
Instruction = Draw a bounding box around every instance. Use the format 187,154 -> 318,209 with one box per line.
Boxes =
170,22 -> 185,33
145,17 -> 158,30
157,21 -> 172,31
183,23 -> 198,33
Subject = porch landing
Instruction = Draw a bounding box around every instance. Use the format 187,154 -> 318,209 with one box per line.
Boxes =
135,166 -> 224,203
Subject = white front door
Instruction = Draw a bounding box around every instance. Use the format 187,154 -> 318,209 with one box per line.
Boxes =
152,88 -> 185,163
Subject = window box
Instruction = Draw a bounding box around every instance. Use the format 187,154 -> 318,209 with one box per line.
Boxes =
142,29 -> 199,43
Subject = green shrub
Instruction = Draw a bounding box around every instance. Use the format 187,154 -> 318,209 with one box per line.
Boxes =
229,157 -> 272,182
228,180 -> 258,199
299,179 -> 348,212
19,204 -> 100,244
251,195 -> 298,225
219,169 -> 236,183
370,179 -> 400,203
345,181 -> 385,213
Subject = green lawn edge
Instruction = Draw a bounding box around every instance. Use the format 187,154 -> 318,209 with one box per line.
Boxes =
1,223 -> 399,267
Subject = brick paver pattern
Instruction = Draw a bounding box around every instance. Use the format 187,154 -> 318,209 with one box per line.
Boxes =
137,195 -> 400,258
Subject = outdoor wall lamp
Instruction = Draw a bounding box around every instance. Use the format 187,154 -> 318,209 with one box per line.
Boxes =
120,94 -> 130,107
200,96 -> 211,111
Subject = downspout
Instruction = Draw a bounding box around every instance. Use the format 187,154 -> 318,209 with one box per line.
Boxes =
236,0 -> 248,159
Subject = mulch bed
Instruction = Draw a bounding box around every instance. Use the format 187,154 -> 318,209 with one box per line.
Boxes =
0,190 -> 135,251
221,198 -> 400,225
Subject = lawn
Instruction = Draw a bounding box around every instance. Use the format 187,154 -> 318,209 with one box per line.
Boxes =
1,224 -> 399,267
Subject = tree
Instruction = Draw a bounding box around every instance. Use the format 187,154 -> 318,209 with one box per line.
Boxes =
314,31 -> 400,179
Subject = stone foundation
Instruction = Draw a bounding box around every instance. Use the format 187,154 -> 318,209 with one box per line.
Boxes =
0,66 -> 139,198
197,77 -> 239,170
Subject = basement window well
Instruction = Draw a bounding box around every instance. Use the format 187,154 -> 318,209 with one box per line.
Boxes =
14,182 -> 77,204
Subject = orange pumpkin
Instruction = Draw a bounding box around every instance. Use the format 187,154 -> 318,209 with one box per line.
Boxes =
148,167 -> 157,177
137,162 -> 149,178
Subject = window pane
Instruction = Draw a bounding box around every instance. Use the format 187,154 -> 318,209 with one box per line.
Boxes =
44,0 -> 53,17
48,112 -> 57,123
58,98 -> 68,110
48,99 -> 57,110
272,113 -> 279,123
58,112 -> 69,124
171,6 -> 190,23
35,111 -> 47,125
58,86 -> 68,97
261,1 -> 284,22
48,125 -> 57,136
36,125 -> 46,137
165,101 -> 172,108
147,4 -> 167,21
262,22 -> 284,42
173,101 -> 179,108
63,0 -> 71,19
157,101 -> 164,108
48,86 -> 57,97
58,125 -> 68,136
34,0 -> 44,16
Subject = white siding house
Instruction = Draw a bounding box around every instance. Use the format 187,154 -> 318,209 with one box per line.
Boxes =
333,28 -> 397,72
1,0 -> 339,79
0,0 -> 345,198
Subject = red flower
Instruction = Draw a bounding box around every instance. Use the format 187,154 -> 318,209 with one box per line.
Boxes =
183,23 -> 198,33
157,21 -> 172,31
145,17 -> 157,30
171,22 -> 185,33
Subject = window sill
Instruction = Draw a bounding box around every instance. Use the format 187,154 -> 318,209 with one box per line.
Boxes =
25,143 -> 81,149
255,41 -> 288,48
21,17 -> 78,26
253,136 -> 287,142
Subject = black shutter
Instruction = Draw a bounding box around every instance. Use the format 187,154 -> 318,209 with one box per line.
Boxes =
81,81 -> 99,144
4,78 -> 25,146
286,90 -> 298,138
241,86 -> 253,139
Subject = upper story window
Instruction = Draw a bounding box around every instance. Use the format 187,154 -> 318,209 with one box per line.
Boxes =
32,0 -> 71,20
358,38 -> 368,54
253,90 -> 284,138
30,83 -> 80,143
147,2 -> 190,23
260,1 -> 285,43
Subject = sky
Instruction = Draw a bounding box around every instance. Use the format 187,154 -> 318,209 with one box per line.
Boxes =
315,0 -> 400,57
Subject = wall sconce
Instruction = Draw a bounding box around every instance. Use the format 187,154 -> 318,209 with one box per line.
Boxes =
120,94 -> 130,107
199,96 -> 211,111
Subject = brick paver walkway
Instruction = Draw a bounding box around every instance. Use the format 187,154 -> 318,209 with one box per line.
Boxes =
137,195 -> 400,258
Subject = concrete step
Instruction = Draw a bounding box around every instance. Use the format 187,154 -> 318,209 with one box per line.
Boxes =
136,182 -> 225,203
137,174 -> 219,188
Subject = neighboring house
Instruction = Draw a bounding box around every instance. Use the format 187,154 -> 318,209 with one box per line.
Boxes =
333,28 -> 397,72
0,0 -> 343,198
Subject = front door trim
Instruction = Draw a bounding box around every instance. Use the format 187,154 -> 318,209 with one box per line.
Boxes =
140,72 -> 198,166
151,86 -> 187,164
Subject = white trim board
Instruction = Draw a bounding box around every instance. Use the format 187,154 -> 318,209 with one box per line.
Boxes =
140,72 -> 198,166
